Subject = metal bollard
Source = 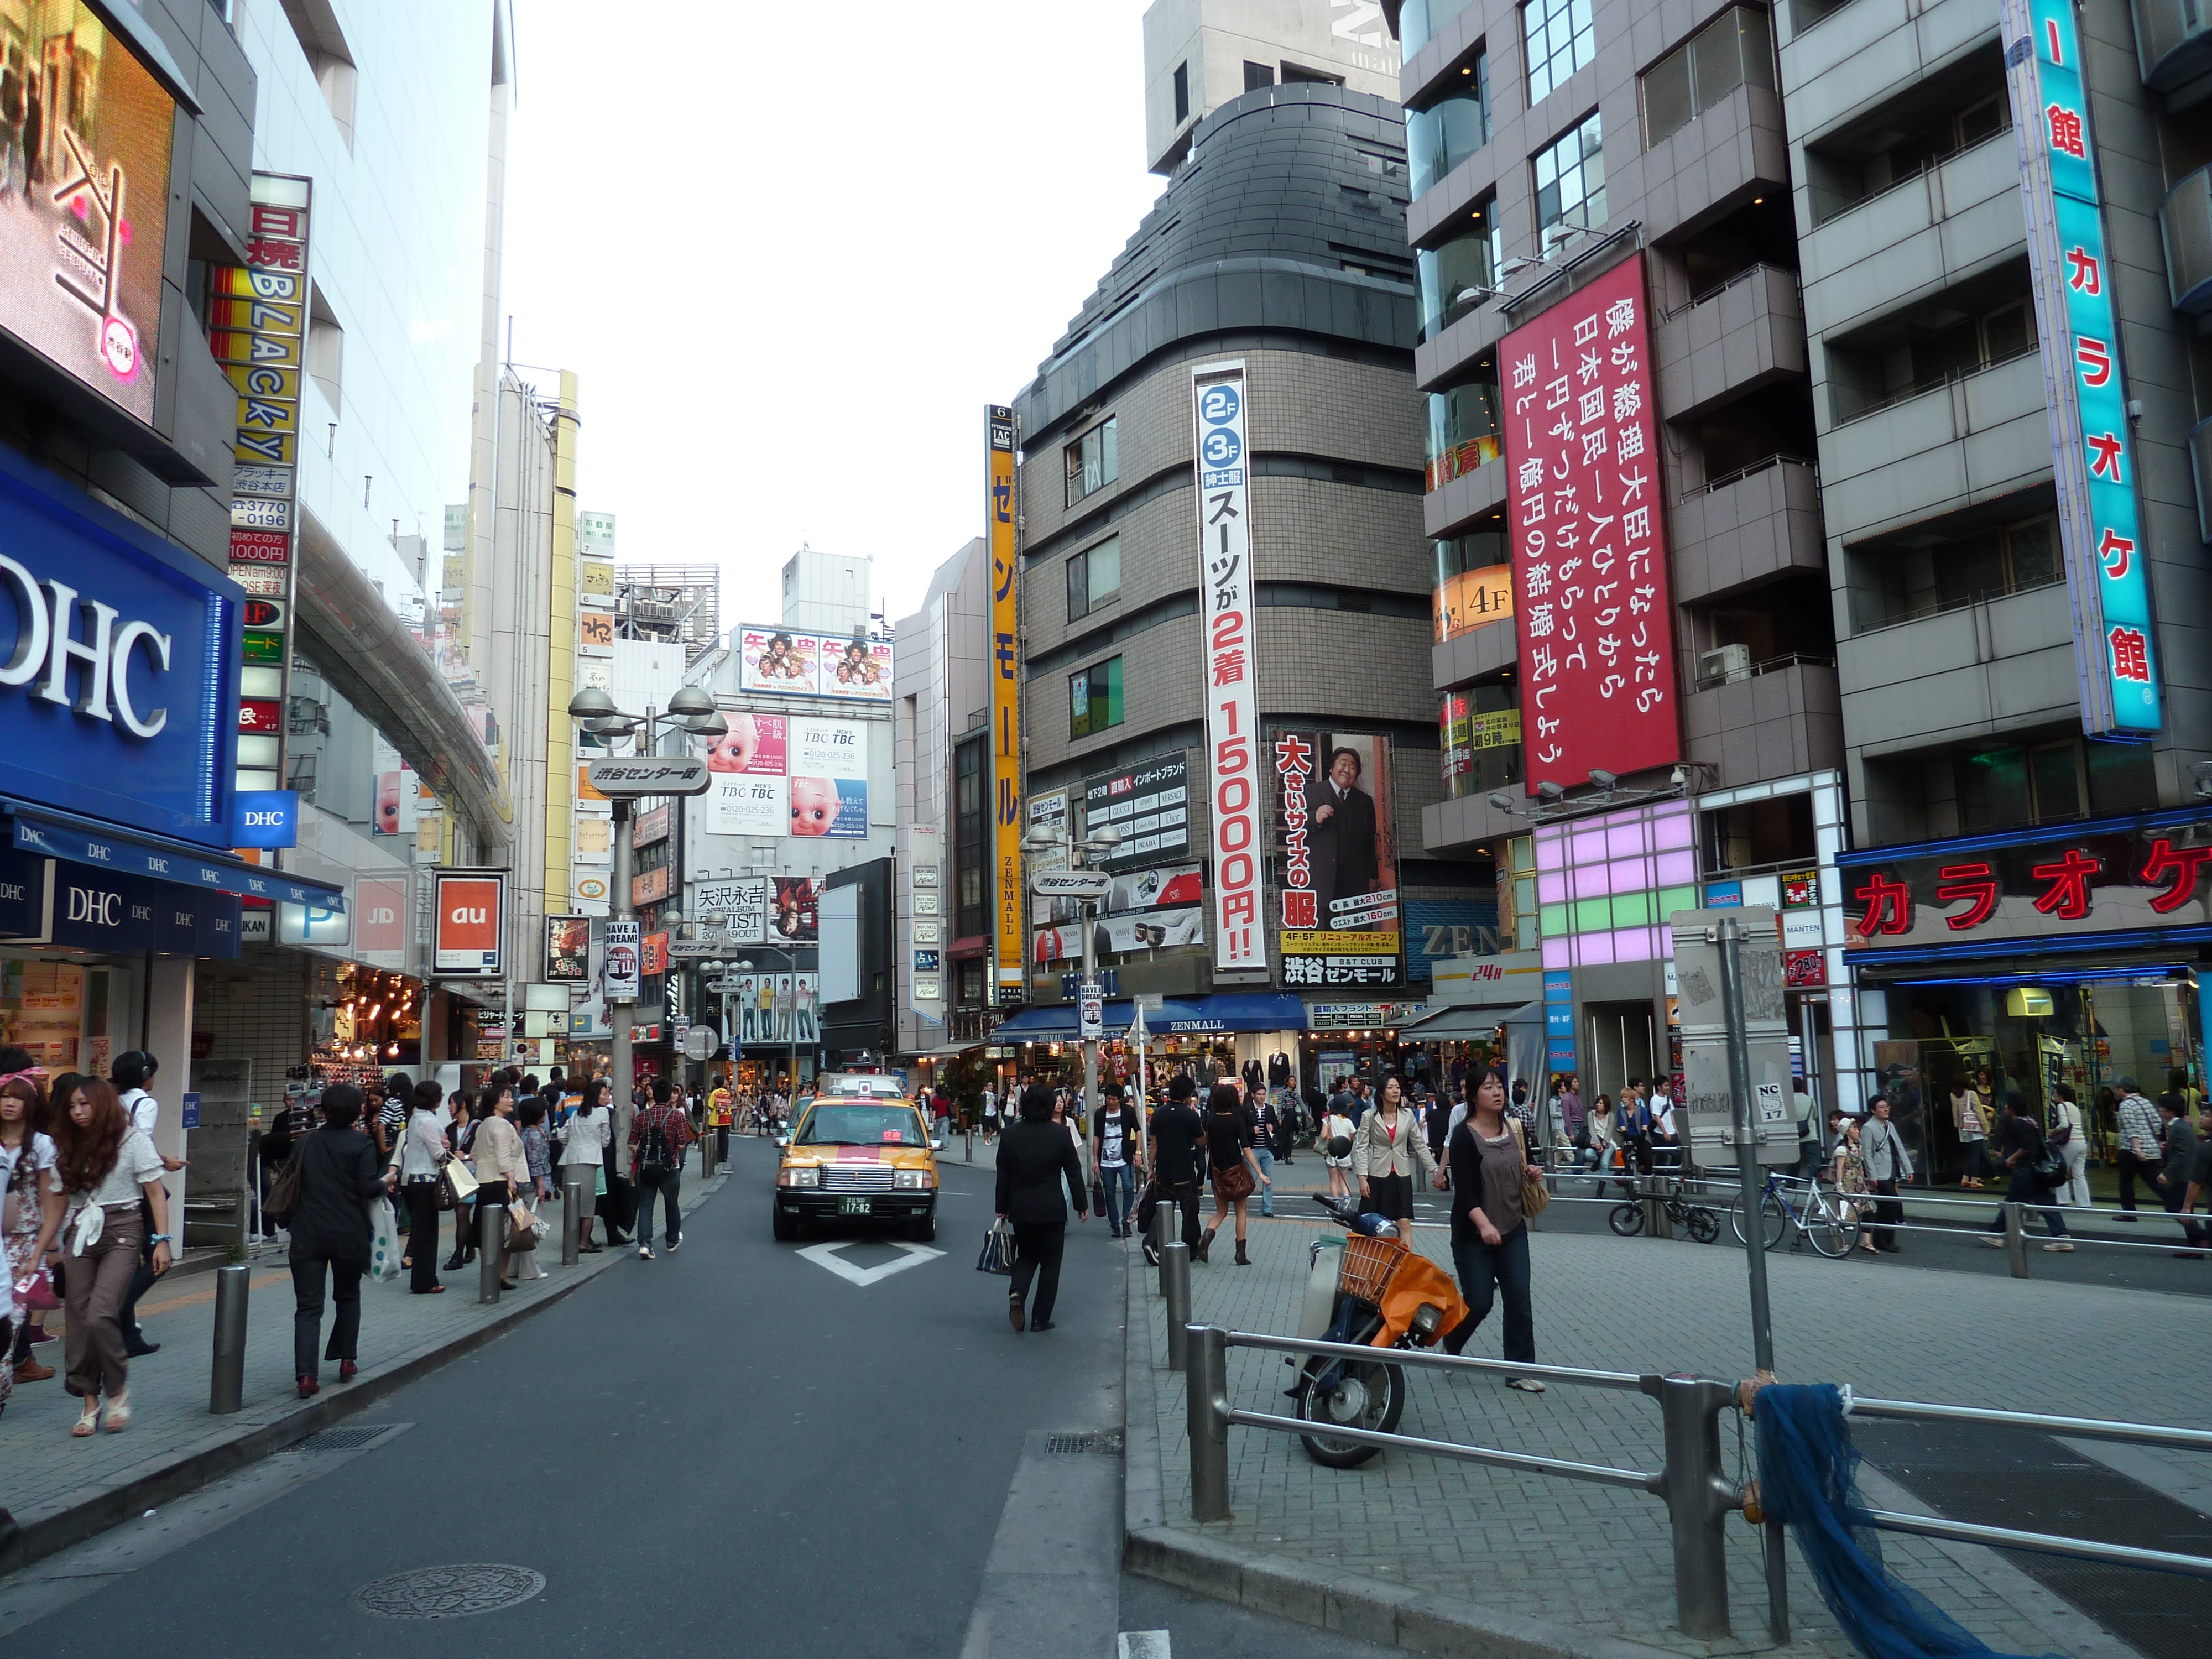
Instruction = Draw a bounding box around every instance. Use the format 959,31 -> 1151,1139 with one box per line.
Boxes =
2003,1201 -> 2029,1277
1153,1198 -> 1171,1295
1162,1241 -> 1192,1371
561,1176 -> 587,1266
208,1263 -> 250,1414
1187,1324 -> 1231,1521
1649,1373 -> 1736,1639
1645,1175 -> 1674,1239
478,1202 -> 505,1305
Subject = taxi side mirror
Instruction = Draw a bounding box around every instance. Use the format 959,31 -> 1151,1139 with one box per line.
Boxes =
931,1138 -> 945,1152
773,1134 -> 790,1149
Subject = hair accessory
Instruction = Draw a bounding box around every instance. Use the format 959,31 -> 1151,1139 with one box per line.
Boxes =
0,1067 -> 48,1089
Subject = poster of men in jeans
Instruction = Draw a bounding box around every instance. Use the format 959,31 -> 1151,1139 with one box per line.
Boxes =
1274,731 -> 1401,987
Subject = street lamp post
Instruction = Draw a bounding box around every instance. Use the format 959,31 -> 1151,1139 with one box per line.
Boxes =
1023,821 -> 1123,1174
565,685 -> 726,1117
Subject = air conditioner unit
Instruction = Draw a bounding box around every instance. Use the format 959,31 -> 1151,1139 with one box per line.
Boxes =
1697,644 -> 1751,687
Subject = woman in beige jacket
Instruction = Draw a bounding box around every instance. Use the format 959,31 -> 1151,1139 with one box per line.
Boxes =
1350,1076 -> 1433,1236
469,1083 -> 530,1290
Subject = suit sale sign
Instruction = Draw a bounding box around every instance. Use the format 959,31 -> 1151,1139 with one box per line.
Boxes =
1274,730 -> 1400,988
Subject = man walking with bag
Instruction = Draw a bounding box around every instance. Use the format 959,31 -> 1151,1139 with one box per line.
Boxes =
1861,1094 -> 1913,1253
1144,1076 -> 1206,1266
629,1079 -> 696,1260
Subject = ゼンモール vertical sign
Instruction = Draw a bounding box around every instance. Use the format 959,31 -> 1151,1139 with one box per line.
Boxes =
1499,257 -> 1681,790
987,405 -> 1024,997
2000,0 -> 2160,735
1192,363 -> 1268,975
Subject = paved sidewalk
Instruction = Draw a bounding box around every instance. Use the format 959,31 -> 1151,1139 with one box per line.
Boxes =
0,1171 -> 730,1571
1127,1211 -> 2205,1658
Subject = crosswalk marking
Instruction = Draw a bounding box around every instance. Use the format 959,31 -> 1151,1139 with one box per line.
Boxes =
794,1239 -> 943,1286
1117,1632 -> 1170,1659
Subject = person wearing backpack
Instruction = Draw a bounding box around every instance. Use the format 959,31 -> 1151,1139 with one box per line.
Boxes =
1979,1092 -> 2072,1251
629,1078 -> 697,1259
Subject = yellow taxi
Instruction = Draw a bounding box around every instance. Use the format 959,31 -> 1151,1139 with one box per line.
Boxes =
773,1073 -> 941,1243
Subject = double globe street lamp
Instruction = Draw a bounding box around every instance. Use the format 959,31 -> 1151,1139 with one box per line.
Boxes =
1020,820 -> 1123,1177
565,684 -> 726,1114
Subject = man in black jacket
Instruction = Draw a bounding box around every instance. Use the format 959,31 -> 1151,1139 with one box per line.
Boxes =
1144,1075 -> 1207,1265
1310,745 -> 1379,924
995,1084 -> 1089,1332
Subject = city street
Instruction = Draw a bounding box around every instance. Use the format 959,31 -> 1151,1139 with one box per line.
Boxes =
0,1140 -> 1386,1659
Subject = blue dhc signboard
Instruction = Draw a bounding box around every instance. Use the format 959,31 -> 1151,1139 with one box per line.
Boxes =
0,444 -> 242,847
232,789 -> 299,848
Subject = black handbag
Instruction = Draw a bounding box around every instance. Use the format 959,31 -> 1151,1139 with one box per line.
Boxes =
1089,1177 -> 1107,1215
975,1219 -> 1016,1275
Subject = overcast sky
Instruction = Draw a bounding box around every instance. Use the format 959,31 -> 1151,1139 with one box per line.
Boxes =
503,0 -> 1167,631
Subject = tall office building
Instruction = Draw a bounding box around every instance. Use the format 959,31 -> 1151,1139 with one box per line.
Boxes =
1385,0 -> 2212,1138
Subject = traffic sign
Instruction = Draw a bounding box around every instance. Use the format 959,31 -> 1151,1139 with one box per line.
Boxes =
586,757 -> 712,797
1032,869 -> 1111,900
1681,1034 -> 1798,1165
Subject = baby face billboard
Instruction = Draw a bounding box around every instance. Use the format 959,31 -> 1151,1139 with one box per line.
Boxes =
706,713 -> 867,838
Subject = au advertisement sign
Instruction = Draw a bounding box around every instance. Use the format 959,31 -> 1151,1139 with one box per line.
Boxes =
735,627 -> 893,701
1191,364 -> 1266,974
432,871 -> 504,976
1500,255 -> 1681,788
0,3 -> 175,425
1274,731 -> 1401,987
705,712 -> 868,838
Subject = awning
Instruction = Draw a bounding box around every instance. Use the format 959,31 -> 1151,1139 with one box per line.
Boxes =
5,802 -> 347,911
1153,993 -> 1308,1034
906,1043 -> 981,1061
990,1001 -> 1137,1041
1403,988 -> 1547,1039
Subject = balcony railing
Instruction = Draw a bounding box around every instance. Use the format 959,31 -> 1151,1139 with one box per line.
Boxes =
1664,261 -> 1799,320
1810,124 -> 2013,228
1693,649 -> 1835,691
1848,572 -> 2068,638
1832,343 -> 2039,427
1679,453 -> 1816,502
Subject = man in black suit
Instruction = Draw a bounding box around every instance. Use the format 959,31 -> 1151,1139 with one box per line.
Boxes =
995,1084 -> 1090,1332
1310,745 -> 1379,925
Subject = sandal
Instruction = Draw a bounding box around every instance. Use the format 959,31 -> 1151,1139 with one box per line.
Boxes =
102,1390 -> 131,1432
72,1397 -> 101,1436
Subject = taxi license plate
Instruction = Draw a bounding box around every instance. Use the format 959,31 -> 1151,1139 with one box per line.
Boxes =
839,1196 -> 872,1216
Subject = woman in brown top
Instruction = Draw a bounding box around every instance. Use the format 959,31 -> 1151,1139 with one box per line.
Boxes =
469,1083 -> 530,1290
1442,1065 -> 1541,1391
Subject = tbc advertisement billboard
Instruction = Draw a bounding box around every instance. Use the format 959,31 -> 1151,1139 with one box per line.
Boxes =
1500,255 -> 1681,789
1274,731 -> 1401,988
704,712 -> 868,838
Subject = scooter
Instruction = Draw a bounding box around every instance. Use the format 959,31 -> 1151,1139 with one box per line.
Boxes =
1284,1194 -> 1470,1468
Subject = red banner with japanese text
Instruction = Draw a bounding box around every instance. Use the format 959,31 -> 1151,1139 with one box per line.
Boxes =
1501,257 -> 1681,790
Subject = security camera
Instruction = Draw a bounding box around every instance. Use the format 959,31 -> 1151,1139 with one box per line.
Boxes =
1589,769 -> 1618,790
1670,765 -> 1689,786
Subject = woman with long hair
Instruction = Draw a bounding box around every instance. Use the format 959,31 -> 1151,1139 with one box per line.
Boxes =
384,1079 -> 448,1293
1198,1082 -> 1269,1265
1322,1092 -> 1357,1202
469,1081 -> 530,1291
1444,1065 -> 1542,1390
561,1077 -> 612,1253
289,1085 -> 385,1395
3,1069 -> 64,1408
1587,1093 -> 1619,1198
46,1078 -> 172,1433
441,1088 -> 478,1273
1350,1074 -> 1433,1241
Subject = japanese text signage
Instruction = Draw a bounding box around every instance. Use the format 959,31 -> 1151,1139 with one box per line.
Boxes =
1274,731 -> 1401,987
2000,0 -> 2159,735
1839,810 -> 2212,960
1500,257 -> 1681,788
1191,363 -> 1267,974
988,404 -> 1022,993
1081,754 -> 1190,872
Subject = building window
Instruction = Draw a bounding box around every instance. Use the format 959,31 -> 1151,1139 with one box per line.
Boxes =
1245,60 -> 1275,91
1065,536 -> 1122,623
1850,512 -> 2063,631
1402,0 -> 1477,57
1440,681 -> 1522,798
1425,366 -> 1503,490
1069,655 -> 1124,740
957,959 -> 985,1009
1064,416 -> 1118,508
1955,741 -> 2088,831
1173,60 -> 1190,124
1641,7 -> 1774,150
306,282 -> 344,412
1433,524 -> 1512,641
1408,49 -> 1489,199
1417,196 -> 1501,341
1523,0 -> 1595,103
954,737 -> 986,938
1533,112 -> 1605,243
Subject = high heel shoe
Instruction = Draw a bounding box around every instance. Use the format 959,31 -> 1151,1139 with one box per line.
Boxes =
1234,1238 -> 1251,1266
442,1252 -> 466,1272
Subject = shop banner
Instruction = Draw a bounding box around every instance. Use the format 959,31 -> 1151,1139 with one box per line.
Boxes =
1191,364 -> 1266,974
1035,907 -> 1204,963
1082,753 -> 1191,873
1840,807 -> 2212,960
988,403 -> 1024,993
602,918 -> 641,1000
772,876 -> 820,943
546,914 -> 589,980
431,870 -> 504,976
1274,730 -> 1400,988
643,931 -> 669,978
715,972 -> 819,1047
1500,255 -> 1681,789
2000,0 -> 2159,736
705,712 -> 868,838
734,626 -> 893,700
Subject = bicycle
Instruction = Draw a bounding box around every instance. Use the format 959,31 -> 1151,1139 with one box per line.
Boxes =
1729,1169 -> 1861,1258
1606,1176 -> 1721,1244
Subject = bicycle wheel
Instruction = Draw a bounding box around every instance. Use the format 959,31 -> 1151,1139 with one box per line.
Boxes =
1608,1201 -> 1645,1237
1684,1204 -> 1720,1244
1729,1187 -> 1788,1249
1804,1188 -> 1860,1258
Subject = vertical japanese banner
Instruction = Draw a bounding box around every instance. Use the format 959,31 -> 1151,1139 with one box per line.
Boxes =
211,174 -> 312,799
987,404 -> 1024,995
2000,0 -> 2160,735
1192,363 -> 1268,975
1500,257 -> 1681,789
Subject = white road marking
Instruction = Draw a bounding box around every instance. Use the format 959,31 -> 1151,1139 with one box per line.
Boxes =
795,1239 -> 945,1286
1118,1632 -> 1171,1659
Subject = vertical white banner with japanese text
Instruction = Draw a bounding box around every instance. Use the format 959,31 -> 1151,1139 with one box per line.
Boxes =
1192,363 -> 1268,975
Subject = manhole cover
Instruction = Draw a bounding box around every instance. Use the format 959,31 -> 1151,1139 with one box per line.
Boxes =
349,1564 -> 545,1619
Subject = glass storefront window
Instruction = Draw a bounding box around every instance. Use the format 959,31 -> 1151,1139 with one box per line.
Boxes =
1434,529 -> 1512,641
1417,211 -> 1501,342
1425,373 -> 1502,490
1440,682 -> 1523,800
1408,54 -> 1489,199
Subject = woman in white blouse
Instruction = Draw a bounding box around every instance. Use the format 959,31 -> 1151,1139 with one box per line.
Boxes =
46,1078 -> 172,1435
384,1079 -> 452,1294
559,1079 -> 613,1253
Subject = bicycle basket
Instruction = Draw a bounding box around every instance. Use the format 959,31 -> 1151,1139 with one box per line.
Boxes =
1337,1232 -> 1408,1303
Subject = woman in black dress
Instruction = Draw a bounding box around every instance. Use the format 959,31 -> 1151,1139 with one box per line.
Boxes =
1198,1083 -> 1269,1265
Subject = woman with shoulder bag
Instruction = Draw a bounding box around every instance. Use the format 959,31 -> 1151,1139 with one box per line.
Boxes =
560,1079 -> 612,1252
46,1078 -> 174,1433
470,1083 -> 530,1289
2051,1083 -> 2091,1207
1351,1074 -> 1433,1240
289,1085 -> 386,1395
1441,1066 -> 1544,1390
1198,1083 -> 1268,1265
384,1079 -> 449,1293
441,1089 -> 480,1272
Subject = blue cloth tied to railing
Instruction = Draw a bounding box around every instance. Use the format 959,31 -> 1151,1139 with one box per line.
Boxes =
1752,1383 -> 2061,1659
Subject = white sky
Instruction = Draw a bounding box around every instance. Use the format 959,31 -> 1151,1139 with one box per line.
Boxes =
503,0 -> 1167,631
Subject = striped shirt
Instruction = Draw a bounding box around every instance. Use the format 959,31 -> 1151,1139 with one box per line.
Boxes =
2117,1093 -> 2162,1161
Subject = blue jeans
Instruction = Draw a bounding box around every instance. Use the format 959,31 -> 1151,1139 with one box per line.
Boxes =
1254,1145 -> 1275,1216
1447,1224 -> 1533,1363
1099,1162 -> 1135,1232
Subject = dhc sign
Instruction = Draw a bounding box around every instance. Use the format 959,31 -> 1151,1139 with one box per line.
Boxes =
0,445 -> 241,848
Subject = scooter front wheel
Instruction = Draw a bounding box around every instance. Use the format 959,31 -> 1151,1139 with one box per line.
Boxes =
1295,1355 -> 1406,1468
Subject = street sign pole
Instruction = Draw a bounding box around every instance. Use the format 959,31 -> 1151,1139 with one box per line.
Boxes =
1717,916 -> 1776,1375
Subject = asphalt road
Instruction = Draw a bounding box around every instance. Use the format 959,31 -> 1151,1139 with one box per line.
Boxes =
0,1138 -> 1387,1659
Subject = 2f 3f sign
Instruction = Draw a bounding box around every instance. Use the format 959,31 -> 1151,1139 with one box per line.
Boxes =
432,870 -> 505,975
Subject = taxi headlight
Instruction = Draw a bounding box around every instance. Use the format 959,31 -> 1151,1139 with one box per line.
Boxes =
893,1169 -> 935,1190
778,1165 -> 821,1188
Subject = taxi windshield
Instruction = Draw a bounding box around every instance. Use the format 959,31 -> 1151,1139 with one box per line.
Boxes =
796,1104 -> 920,1147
